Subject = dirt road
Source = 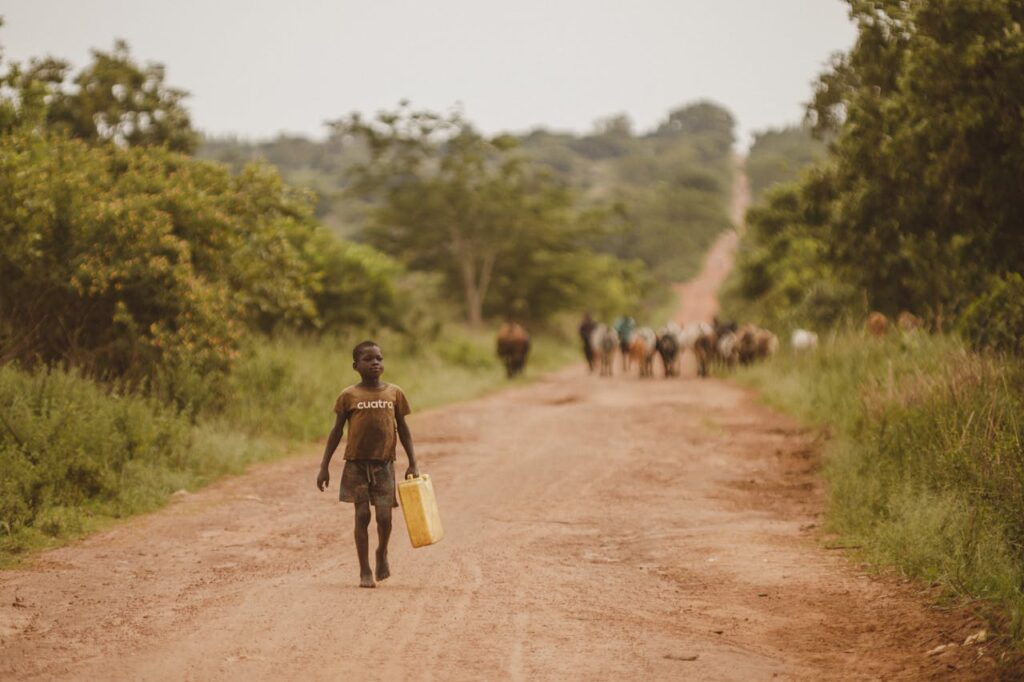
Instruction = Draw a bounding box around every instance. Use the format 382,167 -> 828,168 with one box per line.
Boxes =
0,166 -> 999,680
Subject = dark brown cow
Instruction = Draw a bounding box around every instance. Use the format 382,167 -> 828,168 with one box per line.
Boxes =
497,322 -> 531,378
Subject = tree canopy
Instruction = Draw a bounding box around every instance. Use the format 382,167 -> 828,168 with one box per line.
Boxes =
728,0 -> 1024,329
813,0 -> 1024,321
0,38 -> 404,406
329,104 -> 646,325
2,39 -> 197,152
745,125 -> 828,203
201,100 -> 738,289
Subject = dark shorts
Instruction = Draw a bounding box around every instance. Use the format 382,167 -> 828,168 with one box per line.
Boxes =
339,459 -> 398,508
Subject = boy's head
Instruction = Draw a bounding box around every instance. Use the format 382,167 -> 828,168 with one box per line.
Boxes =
352,340 -> 383,379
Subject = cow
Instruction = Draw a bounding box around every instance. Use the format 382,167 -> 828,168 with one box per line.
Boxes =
694,326 -> 717,378
657,327 -> 681,377
736,324 -> 760,365
589,324 -> 619,377
897,311 -> 923,333
496,322 -> 530,378
694,318 -> 746,377
736,324 -> 778,365
629,327 -> 658,378
754,327 -> 779,360
791,329 -> 819,352
867,311 -> 889,337
717,331 -> 739,368
677,322 -> 709,354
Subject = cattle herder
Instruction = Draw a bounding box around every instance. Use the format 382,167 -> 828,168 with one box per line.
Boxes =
578,312 -> 597,372
613,315 -> 636,370
316,340 -> 419,588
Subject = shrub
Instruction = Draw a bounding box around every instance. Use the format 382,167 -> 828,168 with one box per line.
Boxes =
0,128 -> 407,393
0,364 -> 191,544
0,362 -> 276,557
958,272 -> 1024,355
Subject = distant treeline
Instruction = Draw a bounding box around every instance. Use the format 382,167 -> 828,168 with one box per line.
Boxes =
200,102 -> 736,288
724,0 -> 1024,349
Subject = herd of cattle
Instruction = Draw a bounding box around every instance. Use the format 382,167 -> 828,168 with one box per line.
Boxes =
496,309 -> 918,379
585,318 -> 780,379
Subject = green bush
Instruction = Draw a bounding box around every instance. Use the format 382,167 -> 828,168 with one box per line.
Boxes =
0,363 -> 277,557
0,128 -> 405,398
958,272 -> 1024,355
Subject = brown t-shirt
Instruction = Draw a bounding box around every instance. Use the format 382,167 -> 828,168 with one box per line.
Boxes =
334,383 -> 411,461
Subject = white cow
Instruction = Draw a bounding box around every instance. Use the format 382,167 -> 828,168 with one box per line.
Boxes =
791,329 -> 819,352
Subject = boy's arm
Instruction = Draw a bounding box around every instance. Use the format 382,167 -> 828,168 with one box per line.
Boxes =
316,411 -> 347,491
396,411 -> 419,479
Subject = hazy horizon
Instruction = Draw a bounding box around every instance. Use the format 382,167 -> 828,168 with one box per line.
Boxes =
2,1 -> 856,149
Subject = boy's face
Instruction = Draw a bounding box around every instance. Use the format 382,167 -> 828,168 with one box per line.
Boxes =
354,345 -> 384,379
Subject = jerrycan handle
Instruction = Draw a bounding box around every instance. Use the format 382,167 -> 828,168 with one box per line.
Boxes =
405,473 -> 420,480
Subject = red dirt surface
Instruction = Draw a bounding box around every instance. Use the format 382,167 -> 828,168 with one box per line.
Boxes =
0,161 -> 1007,681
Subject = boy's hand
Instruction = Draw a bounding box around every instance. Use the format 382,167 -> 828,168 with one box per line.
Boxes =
316,467 -> 330,491
404,465 -> 419,480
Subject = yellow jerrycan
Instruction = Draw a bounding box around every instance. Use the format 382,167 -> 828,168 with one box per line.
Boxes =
397,473 -> 444,547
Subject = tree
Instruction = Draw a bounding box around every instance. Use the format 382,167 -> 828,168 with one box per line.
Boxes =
655,101 -> 735,162
593,113 -> 633,137
332,104 -> 620,325
722,168 -> 858,330
746,125 -> 828,202
0,35 -> 197,152
199,98 -> 738,290
0,126 -> 405,400
47,40 -> 197,152
0,35 -> 409,410
761,0 -> 1024,325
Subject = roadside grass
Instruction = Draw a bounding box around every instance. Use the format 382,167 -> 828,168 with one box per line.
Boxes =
734,331 -> 1024,641
224,325 -> 580,440
0,324 -> 579,565
0,365 -> 281,562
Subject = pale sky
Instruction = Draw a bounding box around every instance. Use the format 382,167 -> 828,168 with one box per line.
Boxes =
2,1 -> 856,149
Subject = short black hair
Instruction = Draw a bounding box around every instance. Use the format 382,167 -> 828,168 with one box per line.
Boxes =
352,340 -> 380,362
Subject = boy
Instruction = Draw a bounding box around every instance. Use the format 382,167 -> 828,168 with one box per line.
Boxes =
316,340 -> 418,588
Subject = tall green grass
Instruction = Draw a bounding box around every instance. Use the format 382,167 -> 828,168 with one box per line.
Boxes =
0,325 -> 579,563
735,332 -> 1024,639
0,365 -> 280,558
224,326 -> 580,440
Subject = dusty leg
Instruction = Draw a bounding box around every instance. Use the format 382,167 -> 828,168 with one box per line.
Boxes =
354,501 -> 374,588
374,504 -> 393,582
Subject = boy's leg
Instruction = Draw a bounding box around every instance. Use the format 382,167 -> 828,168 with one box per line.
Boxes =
374,504 -> 392,582
354,501 -> 374,588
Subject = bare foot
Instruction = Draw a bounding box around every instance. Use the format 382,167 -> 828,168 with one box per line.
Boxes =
375,549 -> 390,582
360,571 -> 376,588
